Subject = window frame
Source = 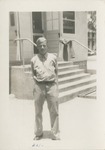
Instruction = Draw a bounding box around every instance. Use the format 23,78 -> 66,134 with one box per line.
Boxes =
46,12 -> 59,31
63,11 -> 75,34
10,12 -> 15,27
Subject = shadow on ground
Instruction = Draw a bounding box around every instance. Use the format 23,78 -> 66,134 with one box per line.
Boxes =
42,130 -> 52,139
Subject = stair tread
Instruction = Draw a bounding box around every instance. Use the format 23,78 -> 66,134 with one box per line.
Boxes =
25,68 -> 84,74
24,61 -> 73,68
24,64 -> 78,70
22,61 -> 73,67
78,89 -> 96,97
58,69 -> 84,75
58,73 -> 90,82
25,71 -> 32,74
58,65 -> 79,69
59,82 -> 96,97
59,75 -> 96,89
58,61 -> 72,64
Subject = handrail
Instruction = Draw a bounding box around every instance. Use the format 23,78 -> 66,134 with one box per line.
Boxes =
59,38 -> 94,53
15,38 -> 37,47
14,38 -> 37,68
72,39 -> 93,52
15,38 -> 94,68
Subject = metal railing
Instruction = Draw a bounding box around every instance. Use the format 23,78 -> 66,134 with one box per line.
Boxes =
15,38 -> 94,67
15,38 -> 37,68
71,39 -> 93,52
59,38 -> 93,53
15,38 -> 37,47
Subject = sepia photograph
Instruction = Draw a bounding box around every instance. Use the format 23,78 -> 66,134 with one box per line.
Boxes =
0,0 -> 105,150
9,10 -> 97,148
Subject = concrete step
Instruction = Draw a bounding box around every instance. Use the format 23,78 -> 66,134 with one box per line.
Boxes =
24,61 -> 75,72
59,75 -> 96,92
24,65 -> 31,72
78,89 -> 96,99
58,65 -> 79,72
58,73 -> 90,85
24,64 -> 79,73
59,82 -> 96,103
58,61 -> 73,67
24,71 -> 32,75
25,69 -> 85,78
58,69 -> 85,78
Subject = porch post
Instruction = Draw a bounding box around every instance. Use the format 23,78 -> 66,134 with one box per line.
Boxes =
68,41 -> 75,60
16,12 -> 21,61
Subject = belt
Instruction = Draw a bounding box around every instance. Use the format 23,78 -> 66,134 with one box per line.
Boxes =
36,80 -> 55,84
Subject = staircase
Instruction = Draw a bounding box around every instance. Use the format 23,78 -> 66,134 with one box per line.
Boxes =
24,61 -> 96,103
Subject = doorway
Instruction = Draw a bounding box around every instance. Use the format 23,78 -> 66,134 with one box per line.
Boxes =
32,12 -> 44,54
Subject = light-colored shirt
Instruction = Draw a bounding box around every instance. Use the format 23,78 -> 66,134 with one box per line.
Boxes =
31,53 -> 58,82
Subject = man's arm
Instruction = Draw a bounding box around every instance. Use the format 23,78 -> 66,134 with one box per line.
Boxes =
55,59 -> 58,76
31,61 -> 34,77
31,60 -> 37,81
54,55 -> 58,84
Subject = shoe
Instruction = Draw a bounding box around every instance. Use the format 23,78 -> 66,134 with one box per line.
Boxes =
33,133 -> 43,140
52,136 -> 60,140
51,133 -> 60,140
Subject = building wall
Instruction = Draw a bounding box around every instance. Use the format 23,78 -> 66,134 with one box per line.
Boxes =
9,12 -> 88,64
60,12 -> 88,62
10,66 -> 34,99
75,12 -> 88,61
19,12 -> 33,63
9,12 -> 18,61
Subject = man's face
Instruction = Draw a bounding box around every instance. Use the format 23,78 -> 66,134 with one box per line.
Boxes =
37,41 -> 47,55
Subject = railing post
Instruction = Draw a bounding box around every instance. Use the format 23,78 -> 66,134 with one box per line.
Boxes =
69,40 -> 75,59
15,38 -> 37,69
69,41 -> 72,60
21,40 -> 25,68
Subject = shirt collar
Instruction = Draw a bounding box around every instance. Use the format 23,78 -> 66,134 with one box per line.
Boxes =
38,53 -> 48,60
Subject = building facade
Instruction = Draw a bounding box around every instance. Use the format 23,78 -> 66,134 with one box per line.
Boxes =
9,11 -> 88,67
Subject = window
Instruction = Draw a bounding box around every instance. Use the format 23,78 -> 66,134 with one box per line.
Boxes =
63,11 -> 75,34
10,13 -> 15,26
46,12 -> 59,31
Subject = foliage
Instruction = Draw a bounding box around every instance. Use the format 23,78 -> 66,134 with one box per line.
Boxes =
88,11 -> 96,31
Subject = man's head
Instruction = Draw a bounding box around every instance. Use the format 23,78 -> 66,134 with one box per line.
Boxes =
36,37 -> 47,55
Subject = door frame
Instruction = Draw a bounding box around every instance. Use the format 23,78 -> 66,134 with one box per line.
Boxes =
31,12 -> 45,54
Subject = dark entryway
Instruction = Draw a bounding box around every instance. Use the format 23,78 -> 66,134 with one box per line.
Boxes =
32,12 -> 44,54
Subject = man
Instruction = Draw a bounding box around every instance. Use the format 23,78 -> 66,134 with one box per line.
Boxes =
31,37 -> 60,140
